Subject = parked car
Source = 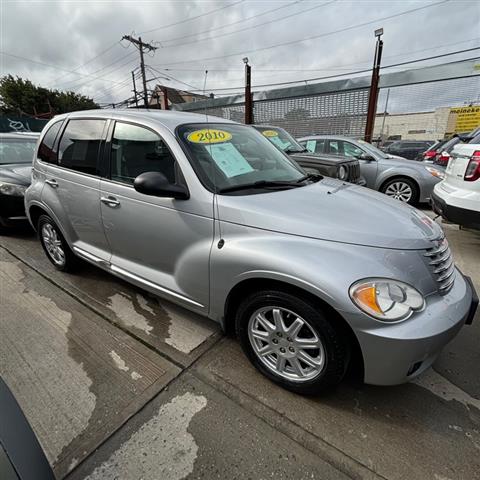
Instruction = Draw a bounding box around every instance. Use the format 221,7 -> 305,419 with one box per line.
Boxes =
431,135 -> 468,167
25,110 -> 477,394
431,131 -> 480,229
0,377 -> 55,480
0,132 -> 39,232
420,138 -> 450,162
297,135 -> 445,205
383,140 -> 434,160
252,125 -> 362,184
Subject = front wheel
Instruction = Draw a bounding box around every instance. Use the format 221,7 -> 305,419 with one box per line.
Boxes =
235,290 -> 350,395
381,177 -> 419,205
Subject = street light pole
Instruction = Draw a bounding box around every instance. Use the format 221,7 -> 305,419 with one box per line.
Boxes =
364,28 -> 384,143
244,57 -> 253,124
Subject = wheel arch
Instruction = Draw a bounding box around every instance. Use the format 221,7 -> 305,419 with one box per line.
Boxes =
28,204 -> 49,232
379,174 -> 420,202
223,277 -> 364,378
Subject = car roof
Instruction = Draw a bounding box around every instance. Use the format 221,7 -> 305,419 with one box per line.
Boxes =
297,135 -> 358,141
0,132 -> 40,139
54,109 -> 236,133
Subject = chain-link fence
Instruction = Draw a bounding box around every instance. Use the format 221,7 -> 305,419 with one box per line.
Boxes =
172,58 -> 480,141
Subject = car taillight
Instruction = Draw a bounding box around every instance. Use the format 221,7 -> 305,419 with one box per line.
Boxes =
464,151 -> 480,181
436,151 -> 450,166
423,150 -> 437,159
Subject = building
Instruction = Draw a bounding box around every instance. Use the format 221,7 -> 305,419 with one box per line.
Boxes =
149,85 -> 207,110
373,105 -> 480,141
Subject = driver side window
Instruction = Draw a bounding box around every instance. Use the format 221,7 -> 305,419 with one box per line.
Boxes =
110,122 -> 177,186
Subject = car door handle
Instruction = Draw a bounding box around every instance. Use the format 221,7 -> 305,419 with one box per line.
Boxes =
100,196 -> 120,207
45,179 -> 58,188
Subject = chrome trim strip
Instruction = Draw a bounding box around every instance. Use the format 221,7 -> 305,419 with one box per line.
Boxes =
424,242 -> 449,257
437,265 -> 455,283
439,274 -> 456,291
434,257 -> 454,274
110,264 -> 204,309
73,247 -> 109,266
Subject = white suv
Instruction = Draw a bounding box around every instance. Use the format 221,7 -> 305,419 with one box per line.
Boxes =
431,132 -> 480,229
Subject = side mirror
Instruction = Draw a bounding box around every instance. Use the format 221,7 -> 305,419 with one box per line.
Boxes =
356,152 -> 375,162
134,172 -> 189,200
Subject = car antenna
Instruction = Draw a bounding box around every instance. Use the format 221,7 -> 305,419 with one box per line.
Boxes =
203,70 -> 224,247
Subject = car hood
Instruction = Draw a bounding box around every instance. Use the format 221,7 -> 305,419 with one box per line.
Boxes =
0,164 -> 32,185
217,178 -> 442,249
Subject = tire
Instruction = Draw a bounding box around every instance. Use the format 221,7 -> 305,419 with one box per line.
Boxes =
38,214 -> 77,271
380,177 -> 419,205
235,290 -> 350,395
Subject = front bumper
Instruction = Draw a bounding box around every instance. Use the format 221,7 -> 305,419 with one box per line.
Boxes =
354,271 -> 477,386
431,190 -> 480,229
0,194 -> 28,227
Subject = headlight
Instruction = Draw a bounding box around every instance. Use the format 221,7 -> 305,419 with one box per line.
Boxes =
0,182 -> 27,197
349,278 -> 424,322
338,165 -> 348,180
424,166 -> 445,179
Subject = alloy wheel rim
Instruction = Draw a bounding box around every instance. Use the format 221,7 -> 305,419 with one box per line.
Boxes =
385,182 -> 412,202
42,223 -> 65,266
248,306 -> 325,382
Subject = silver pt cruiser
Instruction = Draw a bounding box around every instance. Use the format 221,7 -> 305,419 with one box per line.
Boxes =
25,110 -> 477,395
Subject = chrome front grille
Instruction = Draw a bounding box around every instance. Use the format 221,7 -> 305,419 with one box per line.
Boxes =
424,238 -> 456,293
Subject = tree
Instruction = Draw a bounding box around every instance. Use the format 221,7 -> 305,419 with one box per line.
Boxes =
0,75 -> 98,116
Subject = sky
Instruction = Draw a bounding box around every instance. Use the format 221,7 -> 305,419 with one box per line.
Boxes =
0,0 -> 479,108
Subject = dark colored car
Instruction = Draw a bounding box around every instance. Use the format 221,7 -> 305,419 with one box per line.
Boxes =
383,140 -> 434,160
252,125 -> 362,184
0,133 -> 39,232
0,378 -> 55,480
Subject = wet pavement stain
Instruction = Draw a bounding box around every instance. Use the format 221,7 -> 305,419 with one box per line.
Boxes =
83,392 -> 207,480
0,258 -> 96,465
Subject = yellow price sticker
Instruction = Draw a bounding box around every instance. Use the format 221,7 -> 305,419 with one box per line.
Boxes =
187,129 -> 232,144
261,130 -> 279,137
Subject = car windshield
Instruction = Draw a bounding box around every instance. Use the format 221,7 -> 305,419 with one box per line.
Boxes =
357,139 -> 389,159
0,137 -> 37,165
254,127 -> 305,153
177,123 -> 307,193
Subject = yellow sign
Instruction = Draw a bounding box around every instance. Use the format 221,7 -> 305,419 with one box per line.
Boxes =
187,129 -> 232,144
261,130 -> 279,137
450,106 -> 480,132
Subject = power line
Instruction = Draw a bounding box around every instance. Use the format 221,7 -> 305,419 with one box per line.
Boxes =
157,0 -> 451,66
138,0 -> 245,35
158,0 -> 303,46
53,41 -> 121,85
160,0 -> 336,49
61,52 -> 138,90
183,48 -> 480,92
158,36 -> 480,73
0,51 -> 135,88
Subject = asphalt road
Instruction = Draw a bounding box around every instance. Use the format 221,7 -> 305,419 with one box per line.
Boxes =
0,216 -> 478,480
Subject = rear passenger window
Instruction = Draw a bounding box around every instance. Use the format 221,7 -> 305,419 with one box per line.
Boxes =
58,119 -> 106,175
313,140 -> 325,154
38,121 -> 62,163
110,122 -> 177,186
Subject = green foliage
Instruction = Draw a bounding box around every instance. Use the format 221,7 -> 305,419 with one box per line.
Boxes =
0,75 -> 98,116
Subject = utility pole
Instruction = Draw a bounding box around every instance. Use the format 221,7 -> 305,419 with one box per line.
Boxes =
131,70 -> 139,107
122,35 -> 157,107
243,57 -> 253,124
364,28 -> 384,143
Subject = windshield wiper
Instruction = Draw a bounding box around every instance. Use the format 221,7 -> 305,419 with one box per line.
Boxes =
218,179 -> 304,193
295,173 -> 323,183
